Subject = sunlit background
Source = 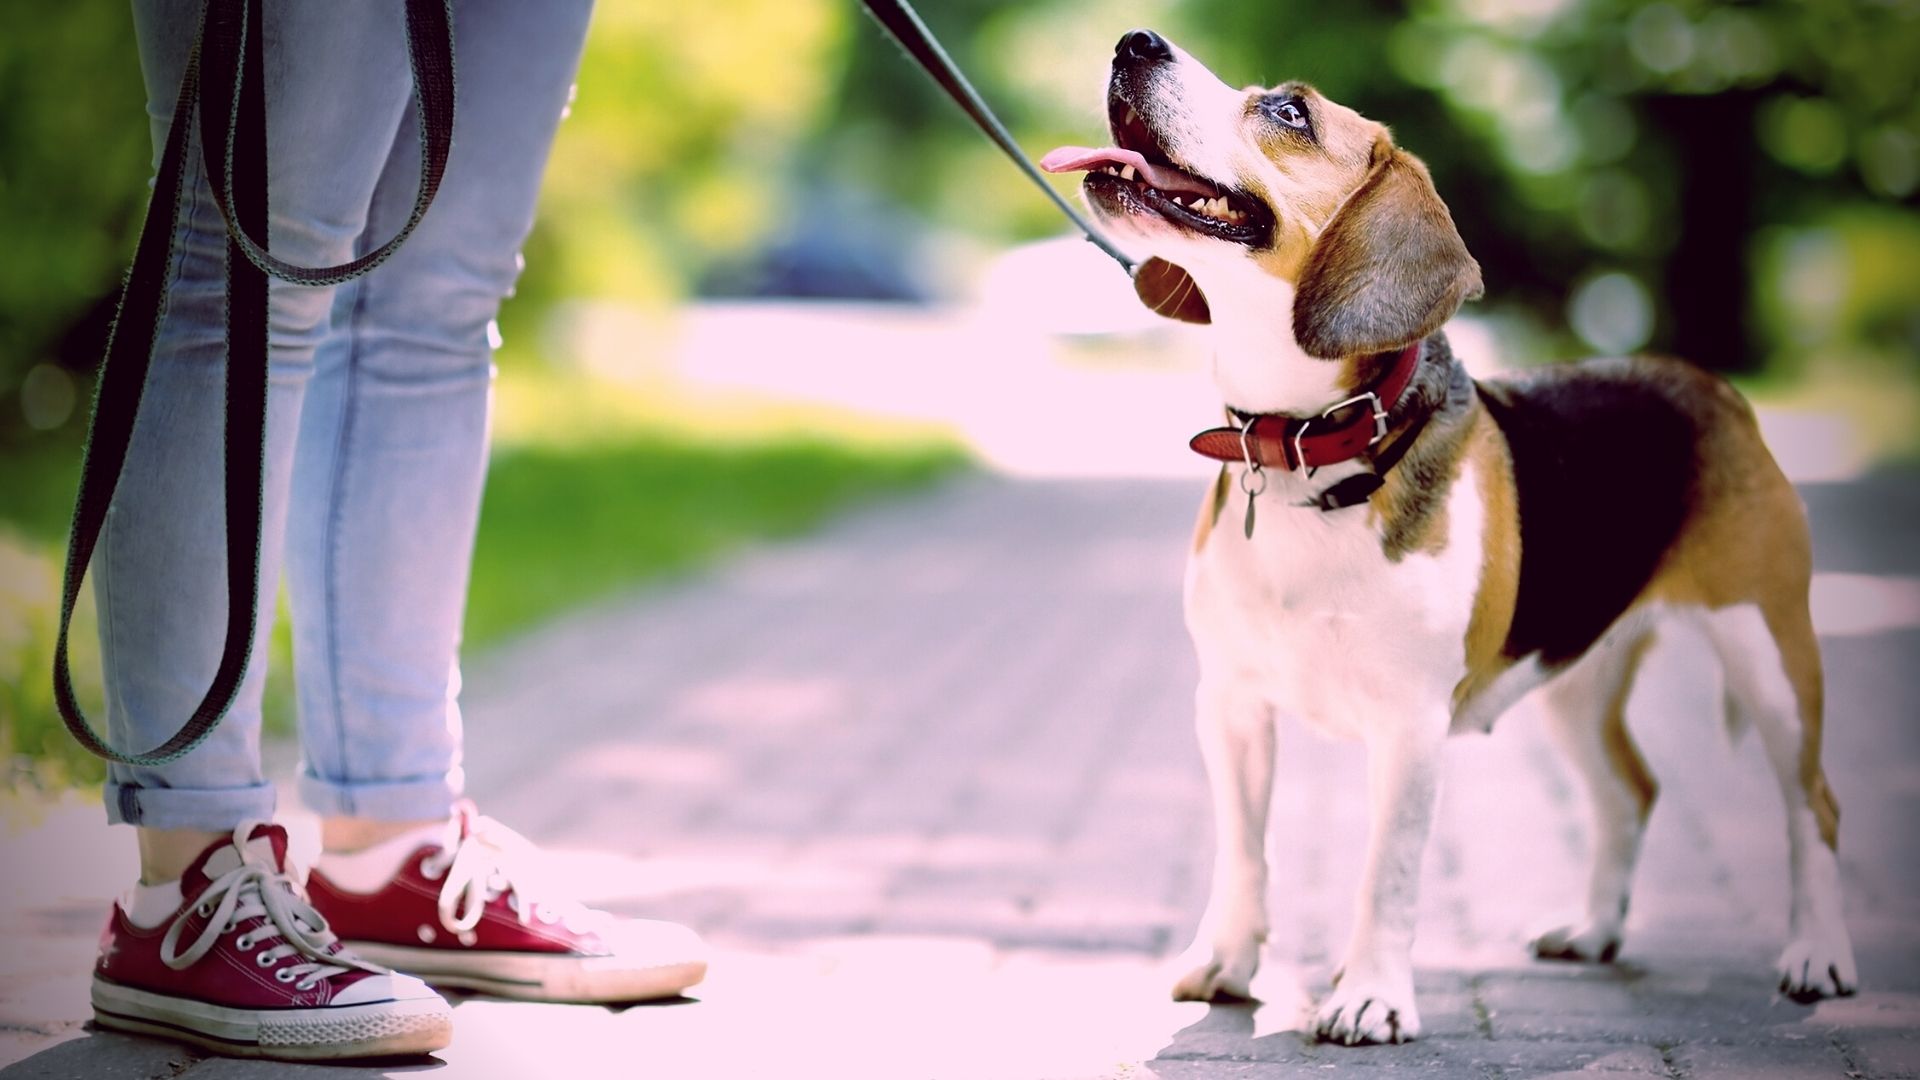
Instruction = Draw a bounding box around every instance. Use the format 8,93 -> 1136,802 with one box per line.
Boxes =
3,3 -> 1920,1076
4,0 -> 1918,800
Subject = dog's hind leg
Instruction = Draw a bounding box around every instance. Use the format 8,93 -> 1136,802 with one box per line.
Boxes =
1531,625 -> 1659,965
1699,600 -> 1857,1000
1173,680 -> 1275,1002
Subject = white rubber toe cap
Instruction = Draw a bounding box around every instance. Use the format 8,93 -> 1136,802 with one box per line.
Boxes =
332,970 -> 446,1007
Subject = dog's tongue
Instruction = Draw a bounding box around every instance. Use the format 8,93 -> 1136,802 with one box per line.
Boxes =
1040,145 -> 1219,197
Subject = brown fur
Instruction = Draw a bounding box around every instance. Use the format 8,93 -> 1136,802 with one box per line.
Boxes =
1369,353 -> 1475,562
1451,406 -> 1521,716
1635,361 -> 1839,848
1601,632 -> 1661,819
1292,145 -> 1483,361
1194,466 -> 1231,552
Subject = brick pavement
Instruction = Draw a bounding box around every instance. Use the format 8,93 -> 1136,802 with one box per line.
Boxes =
3,470 -> 1917,1079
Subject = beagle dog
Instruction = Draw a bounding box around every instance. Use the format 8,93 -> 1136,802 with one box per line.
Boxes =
1042,29 -> 1857,1045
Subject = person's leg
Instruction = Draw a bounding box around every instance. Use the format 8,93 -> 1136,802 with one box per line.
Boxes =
104,1 -> 415,874
286,1 -> 706,1001
91,4 -> 454,1058
287,0 -> 595,840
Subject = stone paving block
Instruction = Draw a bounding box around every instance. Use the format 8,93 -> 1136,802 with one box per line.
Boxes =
1410,990 -> 1493,1041
1480,971 -> 1824,1045
177,1057 -> 441,1080
1667,1040 -> 1855,1079
1249,1037 -> 1671,1076
1141,1063 -> 1306,1080
0,1030 -> 201,1079
5,473 -> 1919,1080
1521,1045 -> 1672,1075
1851,1032 -> 1920,1079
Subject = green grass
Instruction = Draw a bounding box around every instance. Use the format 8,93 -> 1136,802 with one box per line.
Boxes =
1,370 -> 965,790
466,433 -> 960,649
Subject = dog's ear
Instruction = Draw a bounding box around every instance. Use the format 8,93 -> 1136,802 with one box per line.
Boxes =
1293,145 -> 1481,359
1134,257 -> 1211,324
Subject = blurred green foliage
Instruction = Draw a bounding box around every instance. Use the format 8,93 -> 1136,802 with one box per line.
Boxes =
820,0 -> 1920,373
3,0 -> 1916,440
2,0 -> 1914,782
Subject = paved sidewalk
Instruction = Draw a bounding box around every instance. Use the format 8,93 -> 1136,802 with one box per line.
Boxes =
3,469 -> 1918,1079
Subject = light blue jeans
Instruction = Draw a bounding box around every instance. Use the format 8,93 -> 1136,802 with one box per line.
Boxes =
102,0 -> 593,830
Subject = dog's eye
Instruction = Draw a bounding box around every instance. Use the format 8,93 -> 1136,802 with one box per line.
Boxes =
1263,95 -> 1310,132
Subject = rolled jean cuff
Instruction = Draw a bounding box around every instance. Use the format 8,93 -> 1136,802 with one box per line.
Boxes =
104,781 -> 276,831
298,770 -> 460,823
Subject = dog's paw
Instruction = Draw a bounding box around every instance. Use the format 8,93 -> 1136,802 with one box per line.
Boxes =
1172,953 -> 1257,1002
1530,922 -> 1622,964
1777,933 -> 1858,1002
1313,975 -> 1420,1045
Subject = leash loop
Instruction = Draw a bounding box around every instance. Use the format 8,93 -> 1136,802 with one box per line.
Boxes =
53,0 -> 457,767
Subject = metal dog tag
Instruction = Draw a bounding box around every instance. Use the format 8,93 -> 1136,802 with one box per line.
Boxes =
1239,465 -> 1267,540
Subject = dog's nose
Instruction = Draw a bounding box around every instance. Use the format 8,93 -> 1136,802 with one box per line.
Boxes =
1116,28 -> 1173,64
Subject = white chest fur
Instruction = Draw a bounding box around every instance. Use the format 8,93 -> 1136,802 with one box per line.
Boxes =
1184,461 -> 1487,740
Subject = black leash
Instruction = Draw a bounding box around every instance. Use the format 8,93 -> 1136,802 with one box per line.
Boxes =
858,0 -> 1136,274
54,0 -> 457,766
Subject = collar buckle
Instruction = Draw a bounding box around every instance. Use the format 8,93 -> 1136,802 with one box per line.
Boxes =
1289,390 -> 1386,472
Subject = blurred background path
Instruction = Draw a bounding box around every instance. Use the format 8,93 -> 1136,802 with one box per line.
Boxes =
4,383 -> 1917,1076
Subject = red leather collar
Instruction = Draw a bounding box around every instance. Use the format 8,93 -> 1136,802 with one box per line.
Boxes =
1189,343 -> 1421,472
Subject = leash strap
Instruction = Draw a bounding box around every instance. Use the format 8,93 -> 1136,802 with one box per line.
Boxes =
53,0 -> 457,767
858,0 -> 1135,273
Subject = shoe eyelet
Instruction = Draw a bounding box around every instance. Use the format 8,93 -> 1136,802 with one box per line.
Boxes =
234,934 -> 254,950
196,903 -> 214,918
275,968 -> 297,983
295,981 -> 317,992
255,952 -> 276,967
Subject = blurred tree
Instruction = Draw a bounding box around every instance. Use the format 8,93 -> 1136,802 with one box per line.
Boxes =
4,0 -> 1915,433
1381,0 -> 1920,371
824,0 -> 1920,373
0,0 -> 149,442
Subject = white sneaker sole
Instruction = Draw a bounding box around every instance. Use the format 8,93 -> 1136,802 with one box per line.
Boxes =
91,976 -> 452,1061
346,940 -> 708,1003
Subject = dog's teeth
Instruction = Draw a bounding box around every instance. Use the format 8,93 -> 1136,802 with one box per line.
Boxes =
1126,107 -> 1139,125
1120,164 -> 1136,181
1172,194 -> 1184,205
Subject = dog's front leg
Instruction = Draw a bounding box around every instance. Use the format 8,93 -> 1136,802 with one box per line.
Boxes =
1173,678 -> 1275,1002
1315,715 -> 1447,1044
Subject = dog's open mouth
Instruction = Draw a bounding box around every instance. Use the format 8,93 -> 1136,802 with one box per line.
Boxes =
1042,96 -> 1273,247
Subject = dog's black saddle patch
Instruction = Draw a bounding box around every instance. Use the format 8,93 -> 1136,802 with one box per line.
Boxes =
1476,360 -> 1704,668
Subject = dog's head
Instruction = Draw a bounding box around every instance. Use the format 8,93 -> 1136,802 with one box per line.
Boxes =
1044,30 -> 1482,360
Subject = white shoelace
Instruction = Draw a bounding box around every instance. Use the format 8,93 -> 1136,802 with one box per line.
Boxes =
417,814 -> 602,936
160,822 -> 382,991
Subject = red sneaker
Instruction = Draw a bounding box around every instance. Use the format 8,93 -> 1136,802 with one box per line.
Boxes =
91,823 -> 452,1061
308,804 -> 707,1003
